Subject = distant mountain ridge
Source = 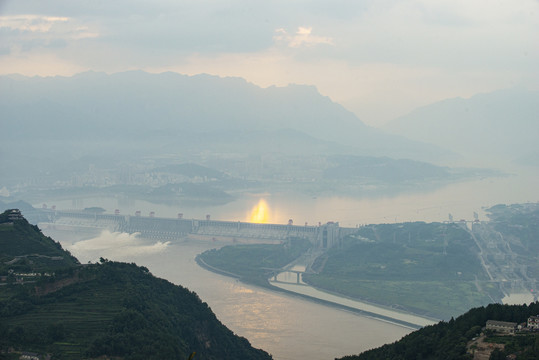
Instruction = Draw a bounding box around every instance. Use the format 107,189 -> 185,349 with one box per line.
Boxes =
0,70 -> 455,163
383,87 -> 539,164
0,70 -> 363,142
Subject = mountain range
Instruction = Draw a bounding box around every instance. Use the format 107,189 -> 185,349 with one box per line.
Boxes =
384,87 -> 539,165
2,71 -> 536,195
0,71 -> 455,164
2,72 -> 537,168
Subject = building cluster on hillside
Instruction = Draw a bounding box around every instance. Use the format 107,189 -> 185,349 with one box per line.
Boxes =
485,316 -> 539,334
528,315 -> 539,330
7,209 -> 23,221
19,351 -> 42,360
0,209 -> 23,226
1,350 -> 50,360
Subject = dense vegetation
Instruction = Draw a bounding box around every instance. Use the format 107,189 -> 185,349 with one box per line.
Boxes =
0,210 -> 79,274
197,237 -> 312,286
339,302 -> 539,360
303,222 -> 497,319
0,210 -> 272,359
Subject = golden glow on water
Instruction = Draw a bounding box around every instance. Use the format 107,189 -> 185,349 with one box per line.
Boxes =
249,199 -> 270,223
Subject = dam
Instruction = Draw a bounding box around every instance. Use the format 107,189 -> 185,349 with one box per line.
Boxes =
35,208 -> 355,249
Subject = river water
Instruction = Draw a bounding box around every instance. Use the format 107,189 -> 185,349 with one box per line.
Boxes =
36,168 -> 539,227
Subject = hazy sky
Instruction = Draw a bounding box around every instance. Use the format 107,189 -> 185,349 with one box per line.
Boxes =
0,0 -> 537,125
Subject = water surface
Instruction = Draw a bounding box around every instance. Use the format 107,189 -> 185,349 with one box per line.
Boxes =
36,169 -> 539,227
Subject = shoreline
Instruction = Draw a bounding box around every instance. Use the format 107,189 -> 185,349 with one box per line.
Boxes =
195,255 -> 430,330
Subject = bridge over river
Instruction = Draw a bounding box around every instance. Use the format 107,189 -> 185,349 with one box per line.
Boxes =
35,209 -> 356,249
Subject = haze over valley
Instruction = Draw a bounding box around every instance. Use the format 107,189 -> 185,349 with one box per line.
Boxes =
1,1 -> 539,359
1,70 -> 534,221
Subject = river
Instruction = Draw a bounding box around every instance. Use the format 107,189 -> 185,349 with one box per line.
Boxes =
36,168 -> 539,227
43,227 -> 411,360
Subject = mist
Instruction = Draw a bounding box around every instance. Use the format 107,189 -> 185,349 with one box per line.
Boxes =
1,1 -> 539,359
68,230 -> 170,263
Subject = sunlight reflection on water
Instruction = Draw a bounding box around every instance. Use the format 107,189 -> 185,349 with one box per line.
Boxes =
37,170 -> 539,227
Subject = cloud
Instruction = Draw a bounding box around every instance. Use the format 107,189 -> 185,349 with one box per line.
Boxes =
68,230 -> 170,263
0,14 -> 69,33
274,26 -> 334,48
0,14 -> 99,53
0,46 -> 11,56
0,0 -> 537,125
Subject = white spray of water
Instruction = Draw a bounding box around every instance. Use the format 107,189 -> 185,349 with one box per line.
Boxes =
68,230 -> 169,263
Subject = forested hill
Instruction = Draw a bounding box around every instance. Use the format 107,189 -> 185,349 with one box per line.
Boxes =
340,302 -> 539,360
0,209 -> 272,360
0,209 -> 79,273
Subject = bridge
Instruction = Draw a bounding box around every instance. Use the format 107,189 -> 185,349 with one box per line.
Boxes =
35,208 -> 355,249
267,268 -> 308,284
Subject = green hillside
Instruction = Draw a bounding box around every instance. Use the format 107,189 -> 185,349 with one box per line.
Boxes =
197,237 -> 312,286
0,209 -> 79,274
339,302 -> 539,360
0,210 -> 272,360
302,222 -> 499,320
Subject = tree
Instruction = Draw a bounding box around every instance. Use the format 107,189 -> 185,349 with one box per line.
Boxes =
489,348 -> 505,360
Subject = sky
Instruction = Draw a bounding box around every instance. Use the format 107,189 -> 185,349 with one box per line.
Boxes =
0,0 -> 537,126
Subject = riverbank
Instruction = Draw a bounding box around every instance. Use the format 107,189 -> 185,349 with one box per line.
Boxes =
270,277 -> 436,328
195,254 -> 242,280
196,254 -> 433,329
